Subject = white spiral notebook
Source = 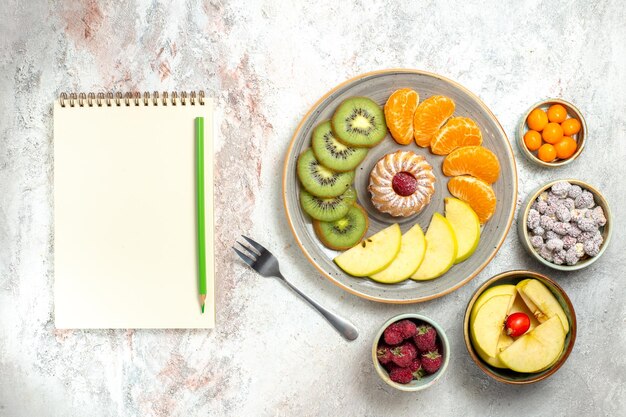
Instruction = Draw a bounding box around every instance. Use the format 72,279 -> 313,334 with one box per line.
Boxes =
53,91 -> 215,329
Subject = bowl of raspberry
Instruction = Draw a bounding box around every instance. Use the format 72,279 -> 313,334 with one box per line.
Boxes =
372,313 -> 450,392
519,179 -> 612,271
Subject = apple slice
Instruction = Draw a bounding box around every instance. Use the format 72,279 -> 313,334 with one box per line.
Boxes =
536,344 -> 565,373
516,279 -> 569,333
444,197 -> 480,263
477,332 -> 514,369
334,224 -> 401,277
470,284 -> 517,323
470,294 -> 513,358
411,213 -> 457,280
370,224 -> 426,284
498,315 -> 566,373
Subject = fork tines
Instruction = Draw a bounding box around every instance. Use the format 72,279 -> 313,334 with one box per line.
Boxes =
232,235 -> 265,267
232,246 -> 254,266
241,235 -> 265,253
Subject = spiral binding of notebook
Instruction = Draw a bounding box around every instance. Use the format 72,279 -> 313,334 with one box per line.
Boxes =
58,91 -> 206,107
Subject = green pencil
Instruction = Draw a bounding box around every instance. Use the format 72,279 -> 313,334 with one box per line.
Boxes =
196,117 -> 207,313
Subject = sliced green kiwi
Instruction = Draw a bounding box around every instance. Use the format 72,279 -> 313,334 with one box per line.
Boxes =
311,121 -> 368,171
297,148 -> 354,197
313,204 -> 369,251
299,187 -> 356,222
331,97 -> 387,147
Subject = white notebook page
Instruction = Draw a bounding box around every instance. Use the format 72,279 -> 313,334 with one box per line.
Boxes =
53,98 -> 214,328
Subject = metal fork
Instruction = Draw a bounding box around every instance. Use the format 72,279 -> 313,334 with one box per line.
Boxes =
233,236 -> 359,341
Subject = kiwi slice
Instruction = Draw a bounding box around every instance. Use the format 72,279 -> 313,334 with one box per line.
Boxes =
311,121 -> 368,171
331,97 -> 387,147
313,204 -> 369,251
297,148 -> 354,197
300,187 -> 356,222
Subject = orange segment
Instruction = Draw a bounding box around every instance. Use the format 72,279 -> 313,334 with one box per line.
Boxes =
442,146 -> 501,184
447,176 -> 496,223
431,117 -> 482,155
413,95 -> 455,147
384,88 -> 419,145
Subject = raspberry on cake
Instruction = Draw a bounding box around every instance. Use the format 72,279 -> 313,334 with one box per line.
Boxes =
368,150 -> 436,217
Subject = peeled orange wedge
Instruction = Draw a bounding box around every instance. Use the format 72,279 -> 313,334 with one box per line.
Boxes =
384,88 -> 419,145
431,117 -> 482,155
442,146 -> 500,184
413,95 -> 455,147
447,176 -> 496,223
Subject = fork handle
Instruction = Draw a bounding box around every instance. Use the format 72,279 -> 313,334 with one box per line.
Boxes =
280,277 -> 359,341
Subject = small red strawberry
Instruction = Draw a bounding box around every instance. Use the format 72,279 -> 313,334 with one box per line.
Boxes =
383,323 -> 404,345
408,357 -> 425,379
389,366 -> 413,384
391,342 -> 417,367
376,344 -> 393,365
395,319 -> 418,339
421,350 -> 442,374
413,324 -> 437,352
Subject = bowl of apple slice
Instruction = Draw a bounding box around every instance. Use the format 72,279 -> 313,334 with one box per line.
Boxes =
463,270 -> 576,384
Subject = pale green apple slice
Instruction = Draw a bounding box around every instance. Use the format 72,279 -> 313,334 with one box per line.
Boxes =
370,223 -> 426,284
498,315 -> 566,373
444,197 -> 480,263
333,224 -> 401,277
516,279 -> 569,333
411,213 -> 457,281
470,284 -> 516,323
536,344 -> 564,373
470,294 -> 513,359
477,332 -> 514,369
470,286 -> 516,368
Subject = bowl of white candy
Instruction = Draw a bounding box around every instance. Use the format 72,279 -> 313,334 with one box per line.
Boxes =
518,179 -> 612,271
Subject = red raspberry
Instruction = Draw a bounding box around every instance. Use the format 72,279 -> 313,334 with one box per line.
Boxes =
391,342 -> 417,367
395,319 -> 417,339
389,366 -> 414,384
392,172 -> 418,196
421,350 -> 442,374
382,360 -> 396,372
408,358 -> 425,379
413,324 -> 437,352
383,320 -> 418,346
376,344 -> 393,365
383,323 -> 404,345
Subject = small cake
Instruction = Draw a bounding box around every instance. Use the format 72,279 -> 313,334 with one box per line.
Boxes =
369,150 -> 436,217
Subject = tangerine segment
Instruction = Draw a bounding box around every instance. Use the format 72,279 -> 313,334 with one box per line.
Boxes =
384,88 -> 419,145
430,117 -> 483,155
413,95 -> 455,147
442,146 -> 501,184
447,176 -> 496,224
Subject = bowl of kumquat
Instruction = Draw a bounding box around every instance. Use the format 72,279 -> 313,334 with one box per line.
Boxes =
518,99 -> 586,167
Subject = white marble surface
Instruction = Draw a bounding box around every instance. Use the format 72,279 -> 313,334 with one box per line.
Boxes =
1,1 -> 625,416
